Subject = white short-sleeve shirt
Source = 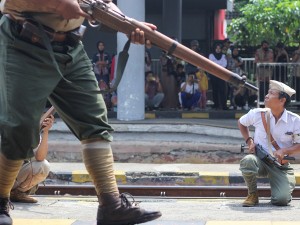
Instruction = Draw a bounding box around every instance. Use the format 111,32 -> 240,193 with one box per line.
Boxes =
239,108 -> 300,152
181,82 -> 199,94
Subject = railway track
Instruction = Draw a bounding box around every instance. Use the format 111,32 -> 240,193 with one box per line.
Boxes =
37,185 -> 300,198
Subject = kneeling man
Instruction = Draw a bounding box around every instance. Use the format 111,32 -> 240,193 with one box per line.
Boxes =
238,80 -> 300,207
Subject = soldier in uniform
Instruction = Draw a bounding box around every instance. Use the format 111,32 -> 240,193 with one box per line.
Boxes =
238,80 -> 300,207
0,1 -> 161,225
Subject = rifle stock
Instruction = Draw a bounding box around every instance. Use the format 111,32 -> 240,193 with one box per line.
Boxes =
80,0 -> 258,92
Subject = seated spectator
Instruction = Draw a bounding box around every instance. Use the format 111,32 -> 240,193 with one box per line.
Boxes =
233,86 -> 248,110
233,83 -> 258,110
247,84 -> 258,109
145,71 -> 164,110
179,73 -> 201,110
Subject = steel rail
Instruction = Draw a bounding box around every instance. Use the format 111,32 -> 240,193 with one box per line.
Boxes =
36,185 -> 300,198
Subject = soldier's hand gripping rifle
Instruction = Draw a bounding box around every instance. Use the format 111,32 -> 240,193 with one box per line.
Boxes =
79,0 -> 258,92
241,143 -> 295,169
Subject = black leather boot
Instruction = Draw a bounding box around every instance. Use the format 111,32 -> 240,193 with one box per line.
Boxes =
0,197 -> 12,225
97,193 -> 161,225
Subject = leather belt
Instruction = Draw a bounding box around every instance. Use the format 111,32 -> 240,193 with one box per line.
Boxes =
6,14 -> 68,43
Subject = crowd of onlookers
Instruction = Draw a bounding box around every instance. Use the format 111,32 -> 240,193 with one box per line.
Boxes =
91,38 -> 300,112
254,40 -> 300,103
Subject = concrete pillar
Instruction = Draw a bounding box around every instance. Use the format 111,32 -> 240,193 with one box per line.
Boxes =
162,0 -> 182,42
116,0 -> 145,121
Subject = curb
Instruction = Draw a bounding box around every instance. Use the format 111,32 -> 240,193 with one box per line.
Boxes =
48,170 -> 300,186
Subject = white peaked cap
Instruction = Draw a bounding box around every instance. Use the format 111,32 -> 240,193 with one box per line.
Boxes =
269,80 -> 296,97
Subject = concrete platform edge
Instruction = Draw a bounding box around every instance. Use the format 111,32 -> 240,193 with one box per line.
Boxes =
48,169 -> 300,186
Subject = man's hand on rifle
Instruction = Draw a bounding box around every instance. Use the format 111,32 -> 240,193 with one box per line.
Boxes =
246,137 -> 256,154
130,23 -> 157,45
274,148 -> 286,161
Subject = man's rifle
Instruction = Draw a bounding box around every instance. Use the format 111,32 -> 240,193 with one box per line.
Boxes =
241,144 -> 295,169
79,0 -> 258,92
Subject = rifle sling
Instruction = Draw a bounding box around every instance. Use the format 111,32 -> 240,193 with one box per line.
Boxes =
261,112 -> 280,150
261,111 -> 288,164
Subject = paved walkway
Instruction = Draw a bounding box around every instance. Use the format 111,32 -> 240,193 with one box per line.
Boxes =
10,196 -> 300,224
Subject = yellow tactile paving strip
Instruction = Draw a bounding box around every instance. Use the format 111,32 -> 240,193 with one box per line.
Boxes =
295,172 -> 300,185
199,172 -> 230,185
182,113 -> 209,119
206,222 -> 300,225
145,112 -> 156,119
68,170 -> 300,186
72,170 -> 126,183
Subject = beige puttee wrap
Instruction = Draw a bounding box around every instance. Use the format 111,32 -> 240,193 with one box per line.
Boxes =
0,153 -> 23,198
82,140 -> 119,195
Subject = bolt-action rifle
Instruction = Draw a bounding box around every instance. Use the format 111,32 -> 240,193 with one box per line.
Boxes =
241,143 -> 295,169
79,0 -> 258,92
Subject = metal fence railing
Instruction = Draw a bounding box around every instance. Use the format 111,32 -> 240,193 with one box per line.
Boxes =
256,62 -> 300,107
242,58 -> 256,80
151,58 -> 257,79
151,58 -> 300,109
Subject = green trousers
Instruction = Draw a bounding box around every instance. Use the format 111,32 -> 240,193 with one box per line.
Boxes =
240,154 -> 295,206
0,16 -> 113,160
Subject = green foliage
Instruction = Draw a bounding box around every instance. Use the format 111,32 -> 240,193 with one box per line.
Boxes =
227,0 -> 300,46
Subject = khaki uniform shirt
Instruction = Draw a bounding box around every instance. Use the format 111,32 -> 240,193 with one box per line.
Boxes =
0,0 -> 111,32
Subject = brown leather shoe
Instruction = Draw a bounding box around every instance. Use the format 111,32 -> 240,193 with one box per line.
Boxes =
97,193 -> 162,225
0,197 -> 13,225
243,192 -> 259,207
10,190 -> 38,203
